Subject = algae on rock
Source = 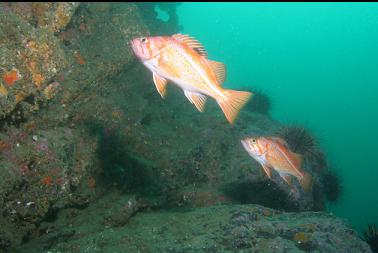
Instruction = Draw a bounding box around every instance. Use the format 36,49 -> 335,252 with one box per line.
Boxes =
16,194 -> 373,253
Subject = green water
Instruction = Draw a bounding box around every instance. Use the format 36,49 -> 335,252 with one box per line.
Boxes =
176,3 -> 378,232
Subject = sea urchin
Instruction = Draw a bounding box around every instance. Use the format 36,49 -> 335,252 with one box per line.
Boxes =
362,222 -> 378,253
320,170 -> 343,202
244,89 -> 272,115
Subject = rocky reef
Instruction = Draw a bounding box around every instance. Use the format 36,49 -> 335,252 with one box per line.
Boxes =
0,2 -> 371,252
16,193 -> 372,252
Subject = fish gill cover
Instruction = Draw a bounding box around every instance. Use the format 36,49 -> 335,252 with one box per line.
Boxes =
0,2 -> 375,252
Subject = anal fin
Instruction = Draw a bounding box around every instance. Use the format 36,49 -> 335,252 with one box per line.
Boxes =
153,72 -> 167,98
184,91 -> 207,112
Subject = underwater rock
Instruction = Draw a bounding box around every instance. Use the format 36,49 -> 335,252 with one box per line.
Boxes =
0,127 -> 98,249
0,233 -> 12,252
0,12 -> 67,121
15,199 -> 373,253
2,3 -> 79,33
0,3 -> 152,250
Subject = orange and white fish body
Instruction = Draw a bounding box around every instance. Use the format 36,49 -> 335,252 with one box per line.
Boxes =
131,34 -> 252,124
241,136 -> 312,191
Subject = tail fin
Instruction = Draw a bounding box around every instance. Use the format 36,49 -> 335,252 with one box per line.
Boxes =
217,89 -> 252,124
299,171 -> 313,192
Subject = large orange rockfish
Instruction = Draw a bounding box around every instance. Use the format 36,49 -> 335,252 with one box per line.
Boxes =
131,34 -> 252,124
241,136 -> 312,191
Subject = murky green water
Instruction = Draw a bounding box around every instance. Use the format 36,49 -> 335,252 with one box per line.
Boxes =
176,2 -> 378,232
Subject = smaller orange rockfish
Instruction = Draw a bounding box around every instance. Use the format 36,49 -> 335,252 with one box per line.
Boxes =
130,34 -> 252,124
241,136 -> 312,191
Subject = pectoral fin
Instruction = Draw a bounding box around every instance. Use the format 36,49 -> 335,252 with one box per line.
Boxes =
262,164 -> 272,179
184,91 -> 207,112
153,73 -> 167,98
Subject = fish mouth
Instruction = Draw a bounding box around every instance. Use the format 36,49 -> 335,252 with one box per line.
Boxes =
130,39 -> 137,54
241,138 -> 257,155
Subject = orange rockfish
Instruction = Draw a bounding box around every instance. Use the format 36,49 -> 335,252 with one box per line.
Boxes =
130,34 -> 252,124
241,136 -> 312,191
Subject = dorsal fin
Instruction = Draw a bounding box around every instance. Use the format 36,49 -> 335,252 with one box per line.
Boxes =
207,60 -> 226,85
272,139 -> 303,173
272,137 -> 289,148
172,34 -> 208,58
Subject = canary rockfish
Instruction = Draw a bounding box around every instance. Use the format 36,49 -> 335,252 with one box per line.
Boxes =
131,34 -> 252,124
241,136 -> 312,191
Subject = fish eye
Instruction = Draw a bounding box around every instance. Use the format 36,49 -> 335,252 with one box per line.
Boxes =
252,139 -> 256,143
141,37 -> 147,43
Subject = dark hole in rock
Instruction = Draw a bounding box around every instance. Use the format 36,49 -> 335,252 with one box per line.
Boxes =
221,179 -> 299,212
0,103 -> 28,129
0,234 -> 11,251
84,121 -> 163,198
24,94 -> 35,105
42,208 -> 59,223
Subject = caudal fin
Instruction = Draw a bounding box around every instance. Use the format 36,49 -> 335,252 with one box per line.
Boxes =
217,89 -> 252,124
299,171 -> 313,192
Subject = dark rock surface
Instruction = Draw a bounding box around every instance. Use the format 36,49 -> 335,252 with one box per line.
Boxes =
16,193 -> 372,253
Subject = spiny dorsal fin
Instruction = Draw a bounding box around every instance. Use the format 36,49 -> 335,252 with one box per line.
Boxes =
207,60 -> 226,85
172,34 -> 208,58
153,72 -> 167,98
272,137 -> 289,148
184,90 -> 207,112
